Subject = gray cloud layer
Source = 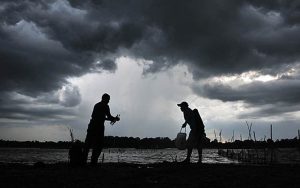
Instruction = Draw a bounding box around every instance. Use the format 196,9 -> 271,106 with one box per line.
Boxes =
1,0 -> 300,121
192,77 -> 300,117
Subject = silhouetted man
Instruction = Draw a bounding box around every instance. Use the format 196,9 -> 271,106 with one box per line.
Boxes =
83,93 -> 120,165
178,101 -> 205,163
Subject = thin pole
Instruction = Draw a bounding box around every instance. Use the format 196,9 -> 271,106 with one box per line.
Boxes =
270,124 -> 273,141
214,129 -> 217,140
270,124 -> 274,163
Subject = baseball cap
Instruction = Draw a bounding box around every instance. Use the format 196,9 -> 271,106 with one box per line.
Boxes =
177,101 -> 188,107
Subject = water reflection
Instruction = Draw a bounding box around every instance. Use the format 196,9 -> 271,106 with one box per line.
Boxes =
0,148 -> 237,164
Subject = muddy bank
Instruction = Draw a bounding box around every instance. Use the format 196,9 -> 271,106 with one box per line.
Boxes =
1,162 -> 299,188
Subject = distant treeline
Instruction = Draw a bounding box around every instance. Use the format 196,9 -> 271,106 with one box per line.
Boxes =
0,136 -> 299,149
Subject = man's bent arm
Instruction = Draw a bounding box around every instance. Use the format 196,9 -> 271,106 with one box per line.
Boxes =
105,106 -> 117,121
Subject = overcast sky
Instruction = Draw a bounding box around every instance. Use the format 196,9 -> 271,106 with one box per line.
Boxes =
1,0 -> 300,142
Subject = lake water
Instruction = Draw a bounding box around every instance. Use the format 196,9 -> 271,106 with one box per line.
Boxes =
0,148 -> 237,165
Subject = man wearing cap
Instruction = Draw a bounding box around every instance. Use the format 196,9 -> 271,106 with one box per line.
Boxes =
177,101 -> 204,163
83,93 -> 120,165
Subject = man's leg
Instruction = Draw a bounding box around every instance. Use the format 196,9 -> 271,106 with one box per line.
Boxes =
90,127 -> 105,165
82,132 -> 92,164
183,131 -> 194,163
197,146 -> 203,163
197,135 -> 203,163
91,147 -> 102,165
184,147 -> 193,162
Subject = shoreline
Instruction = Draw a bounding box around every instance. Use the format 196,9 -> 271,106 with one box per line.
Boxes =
1,162 -> 299,188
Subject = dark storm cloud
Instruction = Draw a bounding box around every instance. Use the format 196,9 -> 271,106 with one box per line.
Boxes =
0,0 -> 141,120
194,79 -> 300,105
95,58 -> 117,72
192,76 -> 300,117
0,91 -> 77,121
0,0 -> 145,95
127,0 -> 300,78
238,104 -> 300,119
1,0 -> 300,121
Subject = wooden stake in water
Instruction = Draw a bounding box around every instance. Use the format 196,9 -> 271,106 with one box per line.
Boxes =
253,131 -> 256,142
270,124 -> 273,141
69,128 -> 74,142
246,121 -> 252,140
214,129 -> 217,141
270,124 -> 274,163
102,153 -> 105,163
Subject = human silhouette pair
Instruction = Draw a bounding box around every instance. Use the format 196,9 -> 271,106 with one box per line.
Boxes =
82,94 -> 204,165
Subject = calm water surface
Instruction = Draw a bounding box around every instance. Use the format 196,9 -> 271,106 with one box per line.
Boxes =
0,148 -> 237,164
